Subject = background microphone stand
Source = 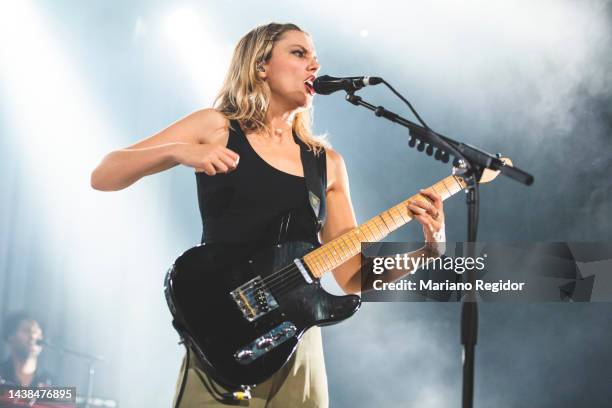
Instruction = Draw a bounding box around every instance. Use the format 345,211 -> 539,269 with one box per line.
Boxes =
340,84 -> 533,408
40,340 -> 104,408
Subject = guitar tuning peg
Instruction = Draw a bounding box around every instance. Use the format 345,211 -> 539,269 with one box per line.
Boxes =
408,136 -> 417,148
426,144 -> 434,156
417,141 -> 426,152
441,151 -> 450,163
434,149 -> 443,160
453,158 -> 466,168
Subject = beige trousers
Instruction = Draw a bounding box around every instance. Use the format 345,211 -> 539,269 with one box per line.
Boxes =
173,327 -> 328,408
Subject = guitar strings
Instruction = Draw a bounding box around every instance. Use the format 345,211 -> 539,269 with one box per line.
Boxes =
237,212 -> 395,298
238,262 -> 306,299
235,182 -> 462,299
244,197 -> 401,293
237,242 -> 354,298
238,228 -> 366,298
241,224 -> 369,295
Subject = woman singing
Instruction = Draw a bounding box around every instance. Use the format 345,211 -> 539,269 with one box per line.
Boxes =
91,22 -> 445,408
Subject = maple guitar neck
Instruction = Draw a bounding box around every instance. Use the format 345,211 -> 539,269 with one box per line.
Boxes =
302,174 -> 468,278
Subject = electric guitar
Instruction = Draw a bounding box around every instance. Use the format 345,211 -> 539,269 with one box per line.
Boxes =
164,160 -> 510,388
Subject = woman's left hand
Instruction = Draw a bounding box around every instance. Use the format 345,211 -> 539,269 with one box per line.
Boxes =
407,189 -> 446,256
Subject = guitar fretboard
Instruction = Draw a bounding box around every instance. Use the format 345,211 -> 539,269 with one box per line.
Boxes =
302,175 -> 467,278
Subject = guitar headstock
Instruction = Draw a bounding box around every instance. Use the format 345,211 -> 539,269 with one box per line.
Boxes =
480,157 -> 512,184
452,157 -> 513,185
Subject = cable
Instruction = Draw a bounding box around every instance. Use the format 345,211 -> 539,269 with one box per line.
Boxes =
173,343 -> 190,408
175,340 -> 251,406
381,80 -> 431,130
380,79 -> 474,178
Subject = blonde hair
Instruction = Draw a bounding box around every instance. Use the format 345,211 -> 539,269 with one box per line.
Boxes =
214,23 -> 327,154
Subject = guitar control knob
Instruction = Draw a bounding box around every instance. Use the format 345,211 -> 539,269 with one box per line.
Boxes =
235,350 -> 253,361
256,338 -> 274,349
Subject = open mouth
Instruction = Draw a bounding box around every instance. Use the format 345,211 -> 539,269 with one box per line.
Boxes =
304,76 -> 315,96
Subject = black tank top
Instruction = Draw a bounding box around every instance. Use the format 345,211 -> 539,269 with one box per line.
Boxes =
196,120 -> 325,246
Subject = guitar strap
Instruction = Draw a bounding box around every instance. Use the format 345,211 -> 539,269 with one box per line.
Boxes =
295,133 -> 327,233
276,134 -> 326,245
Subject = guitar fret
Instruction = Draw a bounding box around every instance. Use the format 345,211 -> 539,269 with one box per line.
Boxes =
370,221 -> 384,240
453,175 -> 467,191
322,251 -> 336,270
313,254 -> 323,277
317,255 -> 329,276
392,207 -> 406,225
316,251 -> 331,272
440,181 -> 452,199
337,237 -> 350,258
396,205 -> 409,223
355,227 -> 363,242
331,238 -> 344,259
338,235 -> 351,259
432,183 -> 445,199
310,254 -> 325,276
392,209 -> 402,227
398,203 -> 411,224
335,247 -> 345,262
322,249 -> 335,270
379,212 -> 391,231
402,203 -> 411,223
430,184 -> 439,195
371,224 -> 380,239
364,224 -> 375,241
374,219 -> 384,239
378,220 -> 387,237
337,242 -> 348,261
328,244 -> 341,265
362,223 -> 376,241
349,231 -> 360,249
442,178 -> 455,196
341,235 -> 354,256
388,208 -> 399,224
376,215 -> 390,234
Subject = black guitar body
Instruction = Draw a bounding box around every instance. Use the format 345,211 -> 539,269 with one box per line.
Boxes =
164,241 -> 361,388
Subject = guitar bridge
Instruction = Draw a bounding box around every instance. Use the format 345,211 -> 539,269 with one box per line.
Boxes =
230,276 -> 279,322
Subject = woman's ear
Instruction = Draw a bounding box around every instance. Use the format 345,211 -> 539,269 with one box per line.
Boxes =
256,62 -> 267,80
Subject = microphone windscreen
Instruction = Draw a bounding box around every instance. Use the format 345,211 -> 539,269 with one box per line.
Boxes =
312,75 -> 338,95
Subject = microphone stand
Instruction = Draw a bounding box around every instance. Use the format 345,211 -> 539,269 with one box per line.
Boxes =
43,341 -> 104,408
343,91 -> 533,408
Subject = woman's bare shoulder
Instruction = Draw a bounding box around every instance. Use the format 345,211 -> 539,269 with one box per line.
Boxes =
325,147 -> 349,192
190,108 -> 230,144
127,108 -> 229,149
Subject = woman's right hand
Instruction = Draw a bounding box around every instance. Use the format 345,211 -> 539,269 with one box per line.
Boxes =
173,143 -> 240,176
91,109 -> 233,191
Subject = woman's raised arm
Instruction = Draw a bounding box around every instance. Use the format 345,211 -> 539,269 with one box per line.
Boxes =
90,108 -> 239,191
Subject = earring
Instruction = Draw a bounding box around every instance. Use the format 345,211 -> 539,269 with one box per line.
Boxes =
256,63 -> 265,73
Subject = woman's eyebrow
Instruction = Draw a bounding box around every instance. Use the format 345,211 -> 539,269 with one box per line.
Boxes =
289,44 -> 308,51
289,44 -> 318,60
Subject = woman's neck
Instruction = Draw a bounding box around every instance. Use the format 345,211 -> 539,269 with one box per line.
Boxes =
263,100 -> 299,143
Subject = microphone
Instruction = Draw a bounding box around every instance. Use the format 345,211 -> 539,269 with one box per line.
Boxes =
313,75 -> 383,95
